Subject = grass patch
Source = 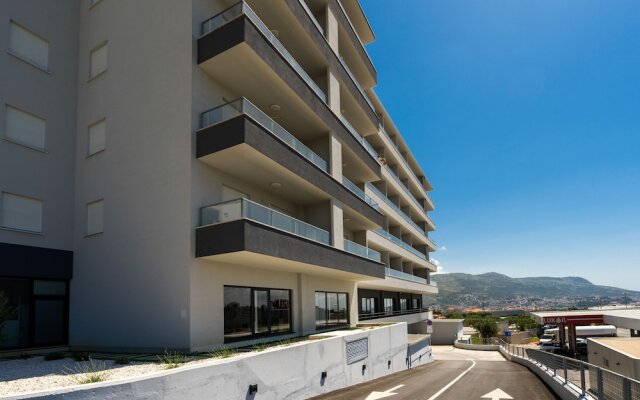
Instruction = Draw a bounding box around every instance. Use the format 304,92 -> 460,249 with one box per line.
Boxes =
157,350 -> 189,369
530,336 -> 540,343
64,358 -> 107,384
209,347 -> 238,359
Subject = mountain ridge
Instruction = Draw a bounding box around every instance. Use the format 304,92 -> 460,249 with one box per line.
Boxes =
430,272 -> 640,309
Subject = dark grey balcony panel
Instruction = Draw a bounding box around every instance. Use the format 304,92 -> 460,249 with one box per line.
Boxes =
197,113 -> 384,227
284,0 -> 379,124
0,242 -> 73,280
196,219 -> 385,278
197,16 -> 381,177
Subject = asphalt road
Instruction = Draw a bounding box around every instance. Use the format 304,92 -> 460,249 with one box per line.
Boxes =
311,347 -> 560,400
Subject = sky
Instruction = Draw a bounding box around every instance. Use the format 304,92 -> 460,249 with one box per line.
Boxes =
361,0 -> 640,290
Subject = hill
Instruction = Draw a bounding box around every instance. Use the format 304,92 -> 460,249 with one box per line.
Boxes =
430,272 -> 640,310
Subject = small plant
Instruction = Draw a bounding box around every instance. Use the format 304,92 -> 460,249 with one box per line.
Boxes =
44,352 -> 65,361
64,358 -> 107,384
114,356 -> 130,365
251,342 -> 269,352
209,347 -> 237,359
158,350 -> 189,369
71,351 -> 90,361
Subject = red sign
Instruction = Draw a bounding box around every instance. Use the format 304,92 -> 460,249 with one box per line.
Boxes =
543,317 -> 567,324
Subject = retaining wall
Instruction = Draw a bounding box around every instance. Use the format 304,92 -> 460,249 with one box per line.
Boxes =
11,324 -> 411,400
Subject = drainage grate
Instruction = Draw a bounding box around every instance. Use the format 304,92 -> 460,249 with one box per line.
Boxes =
346,338 -> 368,364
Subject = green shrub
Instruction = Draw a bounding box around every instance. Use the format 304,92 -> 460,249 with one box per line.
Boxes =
158,350 -> 189,369
44,352 -> 65,361
209,347 -> 237,359
475,318 -> 499,339
64,358 -> 107,384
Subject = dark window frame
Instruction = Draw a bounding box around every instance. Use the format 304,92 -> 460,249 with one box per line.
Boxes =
315,290 -> 349,329
223,285 -> 292,343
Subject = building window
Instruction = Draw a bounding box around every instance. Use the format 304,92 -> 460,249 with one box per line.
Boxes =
361,297 -> 376,315
1,192 -> 43,233
412,297 -> 421,310
400,298 -> 408,311
89,43 -> 108,79
383,298 -> 394,315
0,278 -> 68,350
315,291 -> 348,328
4,105 -> 46,151
86,199 -> 104,235
8,21 -> 49,70
224,286 -> 291,342
87,119 -> 106,156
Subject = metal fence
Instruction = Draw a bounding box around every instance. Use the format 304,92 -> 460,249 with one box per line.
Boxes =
498,340 -> 640,400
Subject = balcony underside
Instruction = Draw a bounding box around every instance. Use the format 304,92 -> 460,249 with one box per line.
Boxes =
197,15 -> 380,181
197,115 -> 384,228
358,276 -> 438,295
196,219 -> 385,280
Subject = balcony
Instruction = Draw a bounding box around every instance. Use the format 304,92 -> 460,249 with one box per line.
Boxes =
342,176 -> 379,211
196,199 -> 385,280
196,98 -> 384,227
372,229 -> 426,261
359,268 -> 438,295
197,1 -> 381,179
359,307 -> 431,322
383,165 -> 435,230
343,238 -> 380,263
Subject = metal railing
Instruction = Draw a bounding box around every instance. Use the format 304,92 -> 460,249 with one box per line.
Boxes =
384,267 -> 427,285
498,340 -> 640,400
343,238 -> 381,262
373,229 -> 426,260
199,198 -> 330,245
201,98 -> 328,172
339,55 -> 375,111
342,176 -> 379,210
380,124 -> 427,194
201,2 -> 327,103
297,0 -> 324,35
384,165 -> 428,219
338,115 -> 378,160
366,183 -> 426,237
359,307 -> 430,321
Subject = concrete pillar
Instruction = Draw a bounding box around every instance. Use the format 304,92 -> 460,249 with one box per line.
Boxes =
329,133 -> 342,180
330,199 -> 344,250
327,70 -> 340,114
296,273 -> 308,334
325,4 -> 339,53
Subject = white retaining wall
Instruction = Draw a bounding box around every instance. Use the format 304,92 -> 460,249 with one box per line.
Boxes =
12,324 -> 410,400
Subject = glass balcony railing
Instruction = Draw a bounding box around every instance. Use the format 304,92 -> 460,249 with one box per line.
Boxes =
384,267 -> 427,285
201,98 -> 328,173
200,198 -> 330,245
373,229 -> 426,260
201,2 -> 327,103
339,56 -> 375,112
384,165 -> 426,216
366,183 -> 426,236
344,238 -> 381,262
297,0 -> 324,35
339,115 -> 378,160
342,176 -> 379,210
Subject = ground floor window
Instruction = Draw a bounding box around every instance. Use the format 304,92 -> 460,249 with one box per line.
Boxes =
0,278 -> 68,350
361,297 -> 376,315
400,298 -> 408,311
412,297 -> 421,309
315,291 -> 348,328
383,298 -> 394,314
223,286 -> 291,342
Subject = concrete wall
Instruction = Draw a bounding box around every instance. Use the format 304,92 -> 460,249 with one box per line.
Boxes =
18,324 -> 409,400
189,259 -> 358,350
587,338 -> 640,381
431,319 -> 463,345
0,0 -> 79,251
70,0 -> 194,350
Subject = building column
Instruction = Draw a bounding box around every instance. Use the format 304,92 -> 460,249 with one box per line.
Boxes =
325,4 -> 339,53
329,133 -> 342,180
330,199 -> 344,250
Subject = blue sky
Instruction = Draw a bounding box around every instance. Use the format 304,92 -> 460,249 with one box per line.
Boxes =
361,1 -> 640,290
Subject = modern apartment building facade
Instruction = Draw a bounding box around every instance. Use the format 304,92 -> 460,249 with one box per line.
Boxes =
0,0 -> 437,352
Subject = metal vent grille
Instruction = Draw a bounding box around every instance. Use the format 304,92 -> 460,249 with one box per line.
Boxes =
346,338 -> 368,364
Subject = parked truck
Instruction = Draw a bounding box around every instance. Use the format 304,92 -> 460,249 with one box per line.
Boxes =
539,325 -> 616,352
